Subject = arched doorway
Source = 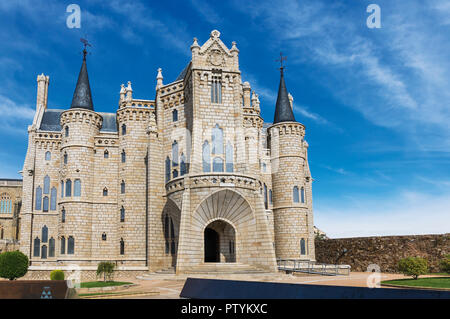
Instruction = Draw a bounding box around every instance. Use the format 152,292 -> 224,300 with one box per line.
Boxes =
204,220 -> 236,263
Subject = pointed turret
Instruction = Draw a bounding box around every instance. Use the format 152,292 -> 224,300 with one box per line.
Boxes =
70,50 -> 94,110
273,68 -> 295,124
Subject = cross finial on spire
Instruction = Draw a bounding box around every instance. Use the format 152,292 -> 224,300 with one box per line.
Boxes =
276,52 -> 287,70
80,38 -> 92,60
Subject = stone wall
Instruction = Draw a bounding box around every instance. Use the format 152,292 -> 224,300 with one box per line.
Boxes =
315,234 -> 449,273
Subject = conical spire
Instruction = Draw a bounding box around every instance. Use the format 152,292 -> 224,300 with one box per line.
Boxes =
273,67 -> 295,124
70,49 -> 94,110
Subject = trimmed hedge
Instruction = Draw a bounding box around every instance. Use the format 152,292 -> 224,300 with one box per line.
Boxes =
0,251 -> 29,280
50,270 -> 65,280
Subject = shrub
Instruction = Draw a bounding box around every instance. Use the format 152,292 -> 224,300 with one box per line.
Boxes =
440,254 -> 450,274
398,257 -> 428,279
96,262 -> 116,282
50,270 -> 65,280
0,250 -> 29,280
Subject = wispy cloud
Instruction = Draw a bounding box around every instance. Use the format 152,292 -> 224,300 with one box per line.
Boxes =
0,95 -> 34,120
189,0 -> 223,24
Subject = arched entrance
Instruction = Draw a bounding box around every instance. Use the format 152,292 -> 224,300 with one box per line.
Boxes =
204,220 -> 236,263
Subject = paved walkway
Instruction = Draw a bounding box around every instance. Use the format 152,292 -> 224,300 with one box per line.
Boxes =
107,272 -> 417,299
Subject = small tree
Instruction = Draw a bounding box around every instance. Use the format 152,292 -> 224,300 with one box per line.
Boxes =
96,262 -> 116,282
398,257 -> 428,280
50,270 -> 65,280
0,251 -> 29,280
440,254 -> 450,274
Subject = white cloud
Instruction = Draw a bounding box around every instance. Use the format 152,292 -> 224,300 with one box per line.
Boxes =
315,190 -> 450,238
0,95 -> 34,120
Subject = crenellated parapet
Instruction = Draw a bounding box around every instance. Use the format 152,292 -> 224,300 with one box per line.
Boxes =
116,106 -> 154,123
60,109 -> 102,129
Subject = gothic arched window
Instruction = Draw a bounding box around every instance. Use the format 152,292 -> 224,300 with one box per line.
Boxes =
226,142 -> 233,172
50,187 -> 57,210
41,245 -> 47,259
104,149 -> 109,159
211,76 -> 222,103
120,206 -> 125,222
301,187 -> 305,203
49,238 -> 55,257
43,175 -> 50,194
61,207 -> 66,223
35,186 -> 42,210
165,157 -> 171,182
269,189 -> 273,205
180,153 -> 186,176
65,179 -> 72,197
74,179 -> 81,197
120,180 -> 125,194
121,124 -> 126,135
103,187 -> 108,196
264,184 -> 268,210
213,157 -> 224,172
43,196 -> 49,212
121,150 -> 126,163
68,236 -> 75,254
45,151 -> 51,161
172,141 -> 178,167
293,186 -> 299,203
65,126 -> 69,137
102,233 -> 107,241
60,181 -> 64,198
64,152 -> 68,164
42,225 -> 48,243
212,124 -> 223,154
202,141 -> 211,172
120,238 -> 125,255
172,109 -> 178,122
60,236 -> 65,254
300,238 -> 306,255
33,237 -> 40,257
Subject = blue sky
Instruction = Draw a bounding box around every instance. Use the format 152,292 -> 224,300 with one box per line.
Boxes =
0,0 -> 449,238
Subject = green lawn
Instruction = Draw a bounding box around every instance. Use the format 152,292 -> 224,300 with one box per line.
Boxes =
381,277 -> 450,289
80,281 -> 133,288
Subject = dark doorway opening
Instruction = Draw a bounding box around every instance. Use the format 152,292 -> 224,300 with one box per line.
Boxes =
204,227 -> 220,262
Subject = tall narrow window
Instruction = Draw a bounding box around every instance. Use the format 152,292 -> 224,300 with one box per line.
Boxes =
120,238 -> 125,255
172,109 -> 178,122
300,238 -> 306,255
165,157 -> 171,182
60,236 -> 65,254
104,149 -> 109,159
121,150 -> 126,163
33,237 -> 40,257
41,245 -> 47,259
65,179 -> 72,197
45,151 -> 51,161
43,175 -> 50,194
63,152 -> 68,164
68,236 -> 75,254
102,233 -> 107,241
212,124 -> 223,154
293,186 -> 299,203
65,126 -> 69,137
50,187 -> 57,210
60,181 -> 64,198
213,157 -> 224,172
103,187 -> 108,196
121,180 -> 125,194
226,142 -> 233,172
211,76 -> 222,103
301,187 -> 305,203
122,124 -> 126,135
264,184 -> 268,210
269,189 -> 273,205
61,207 -> 66,223
172,141 -> 178,166
42,225 -> 48,243
49,238 -> 55,257
180,154 -> 186,176
164,215 -> 170,254
35,186 -> 42,210
202,141 -> 211,172
43,196 -> 49,212
74,179 -> 81,197
120,206 -> 125,222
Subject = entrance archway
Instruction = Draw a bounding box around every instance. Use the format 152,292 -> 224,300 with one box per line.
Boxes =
204,219 -> 236,263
